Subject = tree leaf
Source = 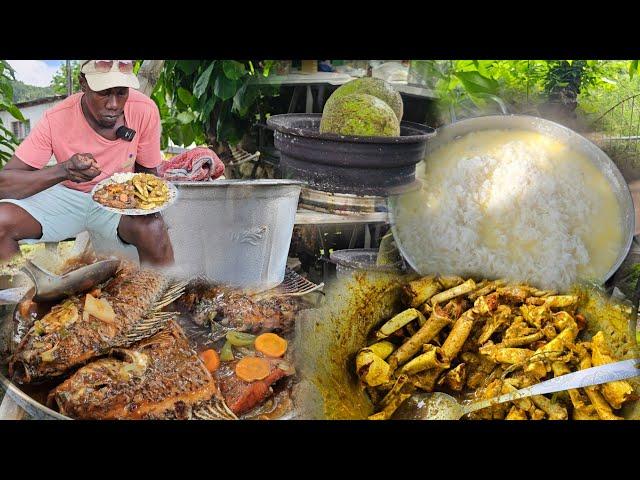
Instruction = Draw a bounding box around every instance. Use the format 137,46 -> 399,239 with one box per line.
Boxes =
177,87 -> 194,107
176,60 -> 200,75
630,60 -> 639,79
177,111 -> 195,124
222,60 -> 246,80
454,71 -> 499,95
5,104 -> 25,121
181,123 -> 196,146
216,101 -> 242,143
232,82 -> 259,116
0,80 -> 12,101
201,96 -> 217,121
214,76 -> 239,101
194,62 -> 215,98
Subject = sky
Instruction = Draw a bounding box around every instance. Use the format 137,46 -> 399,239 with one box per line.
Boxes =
8,60 -> 65,87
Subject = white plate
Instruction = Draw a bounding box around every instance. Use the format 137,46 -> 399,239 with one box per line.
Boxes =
90,172 -> 178,216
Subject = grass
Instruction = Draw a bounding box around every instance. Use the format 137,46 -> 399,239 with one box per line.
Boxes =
0,241 -> 75,275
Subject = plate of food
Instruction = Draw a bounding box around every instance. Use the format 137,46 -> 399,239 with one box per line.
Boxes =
91,172 -> 178,215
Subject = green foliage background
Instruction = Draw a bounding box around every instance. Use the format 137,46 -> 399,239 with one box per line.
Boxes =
11,80 -> 54,102
50,60 -> 82,96
0,61 -> 26,166
151,60 -> 280,149
412,60 -> 640,129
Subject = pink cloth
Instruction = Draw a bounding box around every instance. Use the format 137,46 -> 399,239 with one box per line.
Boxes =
157,147 -> 225,181
15,90 -> 163,193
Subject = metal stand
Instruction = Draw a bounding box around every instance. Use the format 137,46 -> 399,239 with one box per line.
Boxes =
295,207 -> 390,285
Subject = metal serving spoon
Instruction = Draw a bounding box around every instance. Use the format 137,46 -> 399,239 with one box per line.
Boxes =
20,258 -> 120,302
393,358 -> 640,420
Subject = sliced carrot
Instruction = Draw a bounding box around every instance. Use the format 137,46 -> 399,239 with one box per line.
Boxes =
199,349 -> 220,373
235,356 -> 270,382
254,333 -> 288,358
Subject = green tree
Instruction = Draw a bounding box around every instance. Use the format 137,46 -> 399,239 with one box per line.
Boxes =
0,61 -> 26,166
11,79 -> 55,102
151,60 -> 279,152
424,60 -> 627,124
50,60 -> 81,95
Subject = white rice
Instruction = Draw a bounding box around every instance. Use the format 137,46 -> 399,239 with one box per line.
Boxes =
394,129 -> 623,290
110,172 -> 136,183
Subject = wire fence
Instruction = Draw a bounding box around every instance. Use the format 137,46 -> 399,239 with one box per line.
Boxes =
589,93 -> 640,181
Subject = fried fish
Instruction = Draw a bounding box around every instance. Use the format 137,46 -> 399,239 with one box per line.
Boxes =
9,264 -> 185,383
47,321 -> 220,419
177,282 -> 299,336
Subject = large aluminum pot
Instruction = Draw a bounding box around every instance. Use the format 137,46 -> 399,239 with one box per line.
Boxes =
0,273 -> 68,419
162,180 -> 303,291
388,115 -> 636,286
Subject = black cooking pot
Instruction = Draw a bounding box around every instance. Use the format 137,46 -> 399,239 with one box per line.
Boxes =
267,114 -> 435,196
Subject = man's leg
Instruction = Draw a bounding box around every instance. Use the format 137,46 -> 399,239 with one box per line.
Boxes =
0,203 -> 43,261
0,185 -> 88,262
117,214 -> 174,266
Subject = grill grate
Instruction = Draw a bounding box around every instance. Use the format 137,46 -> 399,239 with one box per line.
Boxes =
269,268 -> 324,297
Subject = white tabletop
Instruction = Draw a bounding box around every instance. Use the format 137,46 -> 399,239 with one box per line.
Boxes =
254,72 -> 438,99
254,72 -> 354,86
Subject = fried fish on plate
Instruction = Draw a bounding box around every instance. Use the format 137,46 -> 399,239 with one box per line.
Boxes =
47,321 -> 230,420
9,264 -> 186,383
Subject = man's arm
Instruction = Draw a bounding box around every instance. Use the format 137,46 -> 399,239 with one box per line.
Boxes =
0,154 -> 101,200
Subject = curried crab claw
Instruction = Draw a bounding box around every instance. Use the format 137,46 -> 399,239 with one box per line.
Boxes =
367,375 -> 414,420
441,363 -> 467,391
386,307 -> 451,370
438,276 -> 465,289
375,308 -> 427,339
402,276 -> 441,308
590,331 -> 634,409
468,279 -> 506,301
477,304 -> 512,345
519,304 -> 550,329
479,345 -> 535,365
356,349 -> 392,387
400,345 -> 449,375
543,295 -> 578,309
430,279 -> 476,306
367,341 -> 396,360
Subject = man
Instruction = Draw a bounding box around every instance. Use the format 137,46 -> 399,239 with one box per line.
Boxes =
0,60 -> 174,265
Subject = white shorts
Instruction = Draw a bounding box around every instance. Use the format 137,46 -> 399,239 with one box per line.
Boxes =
0,184 -> 139,260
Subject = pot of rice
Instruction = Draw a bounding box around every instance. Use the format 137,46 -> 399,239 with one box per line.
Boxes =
388,115 -> 635,291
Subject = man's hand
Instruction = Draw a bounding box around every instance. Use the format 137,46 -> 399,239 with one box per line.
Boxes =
62,153 -> 102,183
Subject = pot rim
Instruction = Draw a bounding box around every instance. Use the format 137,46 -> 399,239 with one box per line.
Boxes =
268,113 -> 435,144
170,179 -> 306,188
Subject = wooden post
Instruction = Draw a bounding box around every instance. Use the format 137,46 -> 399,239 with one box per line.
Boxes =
137,60 -> 165,97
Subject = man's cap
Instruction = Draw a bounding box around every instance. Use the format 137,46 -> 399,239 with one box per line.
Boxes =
80,60 -> 140,91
